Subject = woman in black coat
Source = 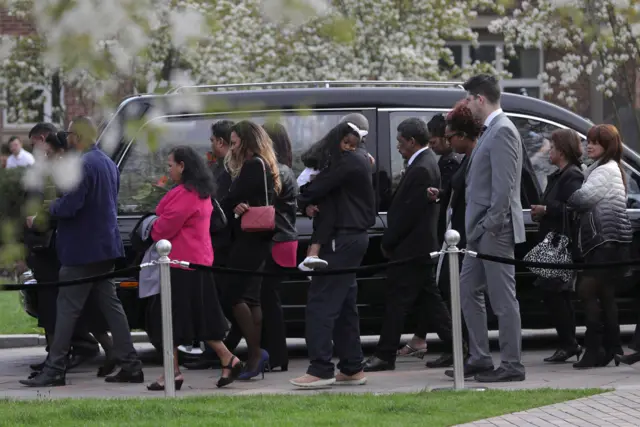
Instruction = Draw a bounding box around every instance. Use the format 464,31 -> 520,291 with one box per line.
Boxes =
530,128 -> 585,363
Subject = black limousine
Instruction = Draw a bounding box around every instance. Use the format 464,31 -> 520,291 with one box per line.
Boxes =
26,81 -> 640,346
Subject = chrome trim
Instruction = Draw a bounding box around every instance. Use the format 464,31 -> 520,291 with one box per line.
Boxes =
166,80 -> 465,94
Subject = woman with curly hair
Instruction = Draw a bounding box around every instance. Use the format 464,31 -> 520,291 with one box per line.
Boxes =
401,104 -> 483,367
223,121 -> 281,380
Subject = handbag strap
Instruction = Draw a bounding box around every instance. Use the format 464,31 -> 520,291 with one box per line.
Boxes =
255,156 -> 270,206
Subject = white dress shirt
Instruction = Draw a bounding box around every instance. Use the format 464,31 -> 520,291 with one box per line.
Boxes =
6,148 -> 35,168
407,146 -> 430,166
483,108 -> 504,128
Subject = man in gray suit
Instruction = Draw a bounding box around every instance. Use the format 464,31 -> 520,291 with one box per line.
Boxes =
444,74 -> 526,382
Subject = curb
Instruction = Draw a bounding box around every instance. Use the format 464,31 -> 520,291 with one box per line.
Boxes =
0,332 -> 150,349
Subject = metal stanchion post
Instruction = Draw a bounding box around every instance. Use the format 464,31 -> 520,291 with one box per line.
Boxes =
432,229 -> 486,392
156,240 -> 176,398
446,230 -> 465,390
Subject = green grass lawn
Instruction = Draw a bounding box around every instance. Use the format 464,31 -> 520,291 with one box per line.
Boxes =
0,291 -> 41,334
0,389 -> 603,427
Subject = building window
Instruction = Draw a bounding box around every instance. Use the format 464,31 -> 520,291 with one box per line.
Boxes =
443,42 -> 544,99
2,85 -> 53,128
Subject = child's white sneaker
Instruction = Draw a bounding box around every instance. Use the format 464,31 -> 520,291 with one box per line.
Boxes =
302,256 -> 328,270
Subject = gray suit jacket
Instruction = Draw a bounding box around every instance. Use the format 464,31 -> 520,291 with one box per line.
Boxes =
465,112 -> 526,245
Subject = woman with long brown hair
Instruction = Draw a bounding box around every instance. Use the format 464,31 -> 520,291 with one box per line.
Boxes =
566,124 -> 632,369
223,120 -> 281,380
529,129 -> 584,363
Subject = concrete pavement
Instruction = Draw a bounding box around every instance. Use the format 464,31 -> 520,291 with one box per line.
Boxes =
2,344 -> 640,399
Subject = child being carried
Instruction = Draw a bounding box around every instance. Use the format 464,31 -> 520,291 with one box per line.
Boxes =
296,122 -> 370,271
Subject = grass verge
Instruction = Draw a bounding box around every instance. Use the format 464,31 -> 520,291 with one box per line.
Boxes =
0,291 -> 41,334
0,389 -> 604,427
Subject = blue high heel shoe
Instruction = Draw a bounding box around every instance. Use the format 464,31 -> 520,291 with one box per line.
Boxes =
238,349 -> 270,380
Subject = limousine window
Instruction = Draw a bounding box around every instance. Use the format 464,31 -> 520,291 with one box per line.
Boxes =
117,110 -> 352,213
388,111 -> 640,208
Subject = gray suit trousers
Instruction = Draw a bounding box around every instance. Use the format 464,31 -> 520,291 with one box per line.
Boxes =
44,260 -> 141,374
460,225 -> 524,374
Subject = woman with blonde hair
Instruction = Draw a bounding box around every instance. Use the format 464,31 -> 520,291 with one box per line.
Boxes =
223,120 -> 281,380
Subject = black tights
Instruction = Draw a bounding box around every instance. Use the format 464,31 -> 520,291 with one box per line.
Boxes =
577,275 -> 621,354
232,303 -> 263,370
541,290 -> 577,350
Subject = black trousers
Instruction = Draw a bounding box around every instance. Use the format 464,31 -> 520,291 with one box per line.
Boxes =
541,289 -> 577,350
305,232 -> 368,379
375,262 -> 454,362
415,253 -> 467,346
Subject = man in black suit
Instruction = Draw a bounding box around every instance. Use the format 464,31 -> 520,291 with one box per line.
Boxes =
364,118 -> 454,372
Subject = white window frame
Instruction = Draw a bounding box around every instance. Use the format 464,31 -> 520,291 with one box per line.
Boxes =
2,83 -> 56,129
444,41 -> 544,99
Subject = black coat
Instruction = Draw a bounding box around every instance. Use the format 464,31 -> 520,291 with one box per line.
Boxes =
436,152 -> 461,244
273,164 -> 298,242
211,159 -> 234,249
537,164 -> 584,240
441,155 -> 469,248
382,148 -> 440,261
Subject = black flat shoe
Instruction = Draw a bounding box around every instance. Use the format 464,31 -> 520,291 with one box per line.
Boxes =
363,356 -> 395,372
426,353 -> 454,368
544,346 -> 583,363
147,377 -> 184,391
267,363 -> 288,372
217,356 -> 243,388
105,369 -> 144,383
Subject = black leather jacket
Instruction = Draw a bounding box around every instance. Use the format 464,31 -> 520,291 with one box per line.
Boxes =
274,164 -> 298,242
568,160 -> 632,256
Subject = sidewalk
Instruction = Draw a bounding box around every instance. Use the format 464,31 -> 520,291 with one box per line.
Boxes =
456,390 -> 640,427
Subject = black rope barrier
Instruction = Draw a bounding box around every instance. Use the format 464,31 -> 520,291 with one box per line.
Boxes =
6,249 -> 640,292
0,266 -> 141,291
473,252 -> 640,270
188,252 -> 439,278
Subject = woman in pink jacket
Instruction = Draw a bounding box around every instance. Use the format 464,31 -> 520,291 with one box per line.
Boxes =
146,145 -> 242,391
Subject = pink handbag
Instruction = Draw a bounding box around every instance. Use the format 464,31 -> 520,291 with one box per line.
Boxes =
240,157 -> 276,232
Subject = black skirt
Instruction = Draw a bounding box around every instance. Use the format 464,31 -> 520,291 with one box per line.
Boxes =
580,242 -> 631,281
224,233 -> 271,307
146,267 -> 229,346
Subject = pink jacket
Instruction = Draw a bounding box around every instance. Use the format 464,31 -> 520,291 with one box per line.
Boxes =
151,184 -> 214,267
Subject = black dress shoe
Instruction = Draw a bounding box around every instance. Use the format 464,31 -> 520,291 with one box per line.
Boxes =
97,359 -> 118,378
20,371 -> 66,387
474,367 -> 525,383
183,358 -> 219,370
30,360 -> 46,371
544,346 -> 583,363
426,353 -> 454,368
67,351 -> 99,371
363,356 -> 395,372
445,363 -> 493,379
105,369 -> 144,383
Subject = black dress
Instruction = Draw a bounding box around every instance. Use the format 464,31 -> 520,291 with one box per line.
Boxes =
223,156 -> 275,307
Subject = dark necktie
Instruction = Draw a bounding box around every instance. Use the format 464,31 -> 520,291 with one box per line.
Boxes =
479,125 -> 488,138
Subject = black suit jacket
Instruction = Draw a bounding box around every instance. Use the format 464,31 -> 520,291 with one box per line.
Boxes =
382,148 -> 440,260
537,164 -> 584,240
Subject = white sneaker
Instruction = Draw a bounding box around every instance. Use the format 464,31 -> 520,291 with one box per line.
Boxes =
302,256 -> 329,270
